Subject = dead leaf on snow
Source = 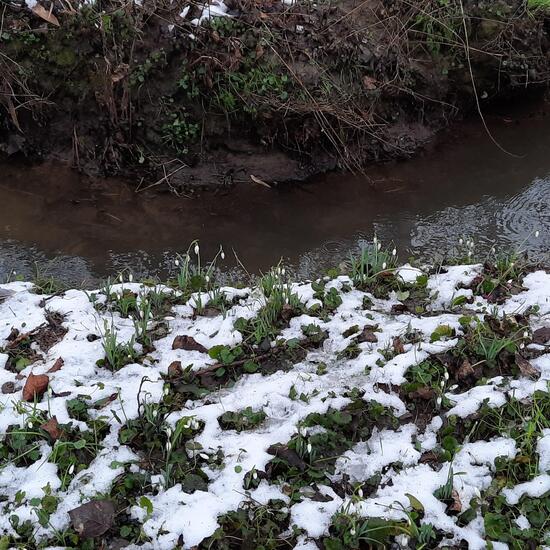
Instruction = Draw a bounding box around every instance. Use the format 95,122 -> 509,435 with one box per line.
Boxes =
448,489 -> 462,513
69,500 -> 115,539
32,4 -> 60,26
40,416 -> 62,440
172,335 -> 207,353
533,327 -> 550,345
22,373 -> 49,402
47,357 -> 64,373
515,353 -> 539,379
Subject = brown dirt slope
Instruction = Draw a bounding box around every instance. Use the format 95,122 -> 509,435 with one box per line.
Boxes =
0,0 -> 549,190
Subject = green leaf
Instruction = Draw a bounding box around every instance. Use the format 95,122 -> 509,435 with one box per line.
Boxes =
405,493 -> 425,512
139,496 -> 153,517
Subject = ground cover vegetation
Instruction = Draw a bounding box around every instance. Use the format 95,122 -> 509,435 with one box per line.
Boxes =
0,236 -> 549,548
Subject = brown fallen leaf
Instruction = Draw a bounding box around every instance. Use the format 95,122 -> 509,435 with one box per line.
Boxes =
167,360 -> 183,377
32,4 -> 60,26
448,489 -> 462,513
456,359 -> 474,380
172,335 -> 207,353
533,327 -> 550,345
392,336 -> 405,355
410,386 -> 436,400
47,357 -> 64,373
40,416 -> 62,441
363,75 -> 378,90
515,353 -> 539,379
22,373 -> 49,402
69,500 -> 115,539
358,327 -> 378,343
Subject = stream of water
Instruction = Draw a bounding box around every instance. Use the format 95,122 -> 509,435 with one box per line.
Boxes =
0,107 -> 548,285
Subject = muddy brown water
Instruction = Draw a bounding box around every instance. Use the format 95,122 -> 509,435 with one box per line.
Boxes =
0,108 -> 549,285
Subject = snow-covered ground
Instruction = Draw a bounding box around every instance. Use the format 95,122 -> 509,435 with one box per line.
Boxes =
0,260 -> 549,548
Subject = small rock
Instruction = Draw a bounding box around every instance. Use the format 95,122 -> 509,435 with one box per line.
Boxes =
1,381 -> 16,394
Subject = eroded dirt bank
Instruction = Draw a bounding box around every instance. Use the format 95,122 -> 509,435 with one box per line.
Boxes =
1,0 -> 549,190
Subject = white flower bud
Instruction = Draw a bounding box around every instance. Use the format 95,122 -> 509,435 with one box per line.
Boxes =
253,471 -> 258,480
205,275 -> 210,283
382,262 -> 387,270
129,273 -> 133,283
175,258 -> 180,267
459,238 -> 463,245
199,453 -> 209,460
166,441 -> 172,453
436,396 -> 442,407
307,443 -> 312,454
444,371 -> 449,381
392,248 -> 396,257
377,242 -> 381,250
535,230 -> 540,238
152,410 -> 158,419
221,251 -> 225,260
194,244 -> 200,256
523,331 -> 529,339
68,463 -> 75,475
350,528 -> 356,536
357,488 -> 363,498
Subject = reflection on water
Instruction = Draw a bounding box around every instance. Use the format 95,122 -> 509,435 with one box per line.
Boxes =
0,108 -> 549,285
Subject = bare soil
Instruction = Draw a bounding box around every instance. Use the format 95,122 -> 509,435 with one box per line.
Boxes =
0,0 -> 549,191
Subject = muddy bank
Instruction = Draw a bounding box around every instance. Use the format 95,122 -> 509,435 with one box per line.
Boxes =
1,0 -> 549,190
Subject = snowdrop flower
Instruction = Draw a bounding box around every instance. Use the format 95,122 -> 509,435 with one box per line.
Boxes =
449,384 -> 458,391
175,258 -> 180,267
373,236 -> 377,244
307,443 -> 312,454
357,488 -> 363,498
520,343 -> 525,350
152,410 -> 158,419
68,464 -> 75,475
350,528 -> 356,536
281,268 -> 286,276
28,422 -> 33,429
166,441 -> 172,453
377,242 -> 382,250
382,262 -> 387,270
535,230 -> 540,238
392,248 -> 396,256
199,453 -> 209,460
253,471 -> 258,480
205,275 -> 210,283
459,238 -> 463,245
436,396 -> 442,407
119,273 -> 124,283
194,243 -> 200,256
164,386 -> 170,396
129,273 -> 133,283
523,331 -> 529,339
444,371 -> 449,381
47,387 -> 53,398
165,426 -> 172,438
